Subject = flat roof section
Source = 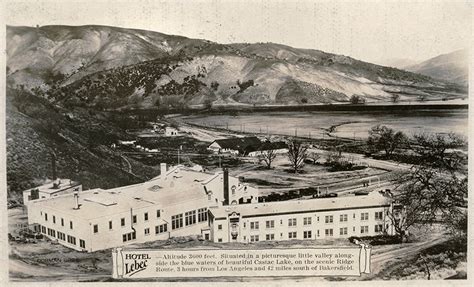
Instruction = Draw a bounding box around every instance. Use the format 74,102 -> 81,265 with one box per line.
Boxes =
24,178 -> 80,195
209,192 -> 391,219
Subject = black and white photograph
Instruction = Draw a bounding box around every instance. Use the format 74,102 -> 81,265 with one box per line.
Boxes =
2,0 -> 471,284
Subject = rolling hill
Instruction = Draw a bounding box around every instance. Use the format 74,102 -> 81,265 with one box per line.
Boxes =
405,49 -> 469,87
7,25 -> 467,109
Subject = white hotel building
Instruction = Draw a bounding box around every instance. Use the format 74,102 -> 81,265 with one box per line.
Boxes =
207,192 -> 394,243
25,164 -> 395,252
26,164 -> 258,252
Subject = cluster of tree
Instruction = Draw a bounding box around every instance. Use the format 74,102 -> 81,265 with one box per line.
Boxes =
324,149 -> 361,172
349,94 -> 366,104
367,124 -> 407,157
44,56 -> 201,110
384,131 -> 467,241
236,79 -> 255,93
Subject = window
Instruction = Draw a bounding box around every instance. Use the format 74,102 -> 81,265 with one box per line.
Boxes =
340,227 -> 348,236
250,221 -> 259,230
375,224 -> 384,233
250,235 -> 259,242
156,209 -> 161,218
41,226 -> 46,233
266,220 -> 275,229
303,217 -> 312,225
361,213 -> 369,221
58,232 -> 65,241
325,229 -> 333,237
171,214 -> 183,230
185,210 -> 196,226
53,216 -> 56,224
155,224 -> 168,234
375,211 -> 383,220
218,238 -> 223,242
67,235 -> 76,245
132,215 -> 137,224
122,231 -> 136,242
218,224 -> 223,230
144,228 -> 150,235
317,230 -> 320,237
121,218 -> 125,227
144,212 -> 149,221
325,215 -> 333,224
93,224 -> 98,233
303,231 -> 312,239
288,231 -> 297,239
340,214 -> 348,222
361,226 -> 369,234
69,221 -> 73,230
288,218 -> 297,227
79,239 -> 86,248
266,234 -> 275,241
61,218 -> 64,226
45,213 -> 48,221
198,208 -> 208,222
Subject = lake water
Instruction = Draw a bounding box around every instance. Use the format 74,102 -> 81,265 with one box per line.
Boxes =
181,109 -> 468,140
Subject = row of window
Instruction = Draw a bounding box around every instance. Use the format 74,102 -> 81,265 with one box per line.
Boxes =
43,212 -> 73,229
92,209 -> 164,234
171,208 -> 208,230
155,223 -> 168,234
247,225 -> 385,242
39,225 -> 85,248
244,211 -> 385,230
122,231 -> 136,242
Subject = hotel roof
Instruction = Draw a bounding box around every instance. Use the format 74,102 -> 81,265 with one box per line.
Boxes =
209,192 -> 391,219
30,167 -> 215,220
24,178 -> 81,195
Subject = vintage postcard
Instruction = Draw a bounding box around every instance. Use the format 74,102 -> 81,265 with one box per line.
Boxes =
1,0 -> 471,285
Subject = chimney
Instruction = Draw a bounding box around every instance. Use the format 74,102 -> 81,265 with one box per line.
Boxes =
73,192 -> 79,210
51,151 -> 57,181
160,163 -> 167,180
223,168 -> 229,206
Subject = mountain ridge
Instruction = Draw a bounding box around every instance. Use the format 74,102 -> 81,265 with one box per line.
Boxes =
405,49 -> 468,86
7,25 -> 467,109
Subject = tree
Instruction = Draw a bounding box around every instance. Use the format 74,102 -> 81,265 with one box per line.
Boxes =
391,94 -> 400,103
350,94 -> 365,104
210,81 -> 219,91
367,125 -> 407,157
307,152 -> 321,164
411,133 -> 466,170
257,149 -> 277,169
386,132 -> 467,241
287,140 -> 308,173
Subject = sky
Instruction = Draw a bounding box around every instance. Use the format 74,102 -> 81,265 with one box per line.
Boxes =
5,0 -> 472,64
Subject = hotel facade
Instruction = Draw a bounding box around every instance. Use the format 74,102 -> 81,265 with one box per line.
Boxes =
25,164 -> 395,252
207,192 -> 393,243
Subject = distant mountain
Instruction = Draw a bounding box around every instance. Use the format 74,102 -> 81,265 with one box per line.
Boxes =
376,58 -> 418,69
7,25 -> 467,109
405,49 -> 469,87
